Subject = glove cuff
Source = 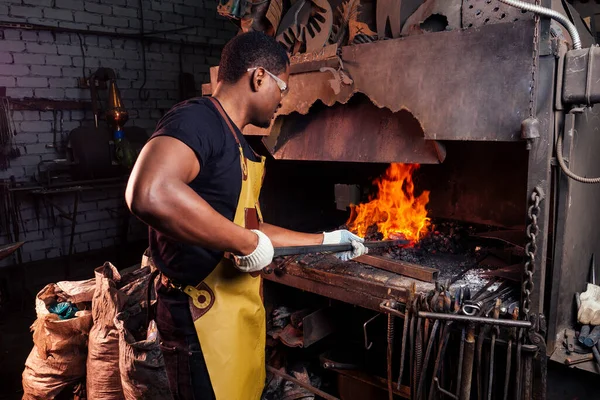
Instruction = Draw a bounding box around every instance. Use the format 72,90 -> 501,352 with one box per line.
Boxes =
234,230 -> 274,273
322,231 -> 341,245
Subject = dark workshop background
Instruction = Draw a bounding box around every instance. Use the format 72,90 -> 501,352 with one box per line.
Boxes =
0,0 -> 237,267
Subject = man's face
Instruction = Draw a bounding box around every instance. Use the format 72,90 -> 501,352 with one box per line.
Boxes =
249,66 -> 290,129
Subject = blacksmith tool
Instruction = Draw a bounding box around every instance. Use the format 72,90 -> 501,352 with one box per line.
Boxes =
504,307 -> 519,400
397,283 -> 415,390
273,239 -> 409,257
487,299 -> 501,400
564,353 -> 594,366
582,325 -> 600,348
386,302 -> 396,400
459,323 -> 477,400
579,324 -> 591,344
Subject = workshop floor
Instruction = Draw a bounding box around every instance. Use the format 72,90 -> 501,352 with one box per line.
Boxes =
0,241 -> 147,400
0,240 -> 599,399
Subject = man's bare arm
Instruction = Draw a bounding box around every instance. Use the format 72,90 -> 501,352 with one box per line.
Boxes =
125,136 -> 258,256
259,223 -> 323,248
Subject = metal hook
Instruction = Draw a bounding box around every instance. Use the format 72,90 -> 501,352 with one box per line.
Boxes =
363,313 -> 380,350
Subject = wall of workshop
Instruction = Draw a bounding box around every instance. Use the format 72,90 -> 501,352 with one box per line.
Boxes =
0,0 -> 238,265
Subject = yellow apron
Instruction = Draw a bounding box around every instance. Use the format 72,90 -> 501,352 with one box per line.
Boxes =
182,97 -> 266,400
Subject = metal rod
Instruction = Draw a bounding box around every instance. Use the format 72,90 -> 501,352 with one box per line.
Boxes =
274,239 -> 408,257
428,322 -> 451,400
456,327 -> 466,398
459,324 -> 476,400
503,339 -> 513,400
417,319 -> 440,400
387,313 -> 395,400
397,307 -> 411,389
266,365 -> 340,400
514,330 -> 523,400
434,378 -> 458,400
487,299 -> 501,400
564,353 -> 593,366
418,312 -> 532,328
363,313 -> 379,350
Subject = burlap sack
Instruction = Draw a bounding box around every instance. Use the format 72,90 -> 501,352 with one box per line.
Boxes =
22,279 -> 95,399
114,300 -> 173,400
86,263 -> 151,400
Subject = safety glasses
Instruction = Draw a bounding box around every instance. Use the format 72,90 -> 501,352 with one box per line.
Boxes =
247,67 -> 288,97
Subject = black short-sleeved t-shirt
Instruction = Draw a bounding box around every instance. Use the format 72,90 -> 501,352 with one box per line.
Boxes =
148,97 -> 259,286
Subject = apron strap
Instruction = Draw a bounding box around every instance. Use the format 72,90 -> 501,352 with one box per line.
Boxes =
208,97 -> 242,146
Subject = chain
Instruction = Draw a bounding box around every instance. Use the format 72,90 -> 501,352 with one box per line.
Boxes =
522,186 -> 544,317
528,0 -> 541,118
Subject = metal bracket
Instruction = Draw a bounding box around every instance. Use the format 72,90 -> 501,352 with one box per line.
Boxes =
363,313 -> 379,350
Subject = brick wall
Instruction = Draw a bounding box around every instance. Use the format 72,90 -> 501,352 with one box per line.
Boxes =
0,0 -> 238,265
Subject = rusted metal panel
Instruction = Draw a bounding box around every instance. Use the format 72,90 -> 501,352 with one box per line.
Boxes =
355,254 -> 439,282
548,104 -> 600,353
248,20 -> 535,147
342,20 -> 534,141
289,44 -> 339,74
263,96 -> 445,163
462,0 -> 534,29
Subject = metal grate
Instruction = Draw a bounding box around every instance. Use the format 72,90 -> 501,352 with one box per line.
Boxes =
462,0 -> 535,29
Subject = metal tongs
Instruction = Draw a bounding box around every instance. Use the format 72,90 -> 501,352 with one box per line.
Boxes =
273,239 -> 409,257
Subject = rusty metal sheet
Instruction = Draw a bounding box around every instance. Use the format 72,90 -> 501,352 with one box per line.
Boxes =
263,95 -> 445,163
289,44 -> 339,74
247,21 -> 535,144
0,242 -> 24,262
342,20 -> 535,141
355,254 -> 439,282
462,0 -> 534,29
400,0 -> 462,35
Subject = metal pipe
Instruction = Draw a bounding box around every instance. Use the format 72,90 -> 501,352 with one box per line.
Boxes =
456,327 -> 466,398
498,0 -> 581,49
387,312 -> 395,400
266,365 -> 340,400
416,319 -> 440,399
418,312 -> 533,328
397,306 -> 410,389
459,324 -> 477,400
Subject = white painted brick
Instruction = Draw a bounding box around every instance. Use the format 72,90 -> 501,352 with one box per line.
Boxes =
117,69 -> 138,80
74,11 -> 101,25
183,16 -> 203,26
26,42 -> 58,54
45,55 -> 72,66
24,0 -> 53,7
80,230 -> 107,242
39,111 -> 53,120
163,13 -> 183,24
75,242 -> 89,253
35,88 -> 65,98
99,58 -> 126,69
98,37 -> 112,48
151,1 -> 173,12
43,7 -> 75,21
10,5 -> 43,18
21,31 -> 40,42
9,154 -> 42,167
70,110 -> 85,120
89,240 -> 103,250
84,2 -> 112,15
84,46 -> 112,58
104,0 -> 127,5
128,19 -> 140,30
3,30 -> 22,41
175,4 -> 195,16
31,65 -> 63,76
57,45 -> 82,56
13,53 -> 45,65
0,40 -> 25,52
62,67 -> 83,77
85,35 -> 98,46
102,16 -> 129,28
65,88 -> 86,99
56,0 -> 84,11
74,221 -> 100,233
0,53 -> 14,64
13,133 -> 38,144
20,121 -> 51,132
6,87 -> 33,99
0,5 -> 8,17
0,76 -> 16,87
24,143 -> 52,154
112,5 -> 138,18
49,77 -> 75,87
58,21 -> 89,30
144,10 -> 161,21
17,77 -> 48,87
73,56 -> 101,67
54,33 -> 72,45
113,49 -> 139,60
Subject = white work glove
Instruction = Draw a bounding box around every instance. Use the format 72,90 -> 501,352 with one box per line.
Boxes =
578,283 -> 600,325
233,230 -> 274,273
322,230 -> 368,261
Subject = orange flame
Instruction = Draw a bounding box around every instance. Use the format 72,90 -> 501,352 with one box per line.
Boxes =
346,163 -> 431,242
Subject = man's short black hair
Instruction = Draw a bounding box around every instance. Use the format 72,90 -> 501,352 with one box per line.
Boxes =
218,31 -> 290,84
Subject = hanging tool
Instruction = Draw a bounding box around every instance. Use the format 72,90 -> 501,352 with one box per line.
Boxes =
459,323 -> 477,400
564,353 -> 594,366
504,307 -> 519,400
386,301 -> 397,400
273,239 -> 408,257
363,313 -> 380,350
487,299 -> 501,400
397,283 -> 415,390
